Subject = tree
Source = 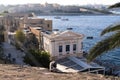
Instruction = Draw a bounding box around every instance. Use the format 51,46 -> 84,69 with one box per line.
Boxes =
87,3 -> 120,62
40,51 -> 50,67
27,49 -> 50,68
3,10 -> 9,13
24,34 -> 39,49
15,30 -> 25,43
109,2 -> 120,8
87,24 -> 120,62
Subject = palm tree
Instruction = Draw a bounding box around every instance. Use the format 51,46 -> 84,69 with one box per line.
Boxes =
87,24 -> 120,62
109,2 -> 120,8
87,2 -> 120,62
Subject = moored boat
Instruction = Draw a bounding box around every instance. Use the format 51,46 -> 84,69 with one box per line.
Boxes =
61,18 -> 69,21
54,16 -> 61,19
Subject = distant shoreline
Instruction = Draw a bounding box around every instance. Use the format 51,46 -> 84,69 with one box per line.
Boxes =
36,13 -> 120,16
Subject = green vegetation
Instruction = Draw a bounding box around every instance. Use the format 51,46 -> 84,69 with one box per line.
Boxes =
14,43 -> 21,50
109,2 -> 120,8
24,49 -> 50,68
15,30 -> 25,43
24,34 -> 39,49
24,54 -> 35,66
0,11 -> 9,16
87,24 -> 120,62
3,10 -> 9,13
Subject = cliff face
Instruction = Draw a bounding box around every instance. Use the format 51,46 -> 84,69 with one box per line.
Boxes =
0,64 -> 119,80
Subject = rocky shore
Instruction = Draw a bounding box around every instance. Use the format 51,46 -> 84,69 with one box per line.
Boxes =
0,64 -> 119,80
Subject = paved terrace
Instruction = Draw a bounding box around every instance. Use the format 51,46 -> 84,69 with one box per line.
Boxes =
3,42 -> 42,67
3,42 -> 26,65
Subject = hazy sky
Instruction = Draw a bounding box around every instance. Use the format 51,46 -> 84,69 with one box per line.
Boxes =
0,0 -> 120,5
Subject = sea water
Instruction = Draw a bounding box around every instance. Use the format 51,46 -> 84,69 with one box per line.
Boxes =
39,15 -> 120,67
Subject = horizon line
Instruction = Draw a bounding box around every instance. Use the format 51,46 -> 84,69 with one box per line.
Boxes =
0,2 -> 112,6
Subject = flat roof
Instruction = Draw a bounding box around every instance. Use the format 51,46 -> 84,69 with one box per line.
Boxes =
8,32 -> 16,35
42,30 -> 84,40
56,57 -> 105,73
23,29 -> 29,32
27,17 -> 44,20
32,27 -> 42,30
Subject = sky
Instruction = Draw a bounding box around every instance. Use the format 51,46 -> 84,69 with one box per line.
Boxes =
0,0 -> 120,5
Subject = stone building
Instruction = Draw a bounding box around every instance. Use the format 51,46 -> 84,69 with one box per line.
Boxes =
2,13 -> 52,43
41,30 -> 84,60
19,17 -> 52,31
3,13 -> 34,42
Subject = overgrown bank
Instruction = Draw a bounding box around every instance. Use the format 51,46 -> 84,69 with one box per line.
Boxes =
24,49 -> 50,68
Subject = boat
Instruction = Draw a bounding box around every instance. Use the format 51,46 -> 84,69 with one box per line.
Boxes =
86,36 -> 93,39
61,18 -> 69,21
67,28 -> 73,30
54,16 -> 61,19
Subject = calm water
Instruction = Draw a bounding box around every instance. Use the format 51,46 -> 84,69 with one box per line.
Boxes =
39,15 -> 120,66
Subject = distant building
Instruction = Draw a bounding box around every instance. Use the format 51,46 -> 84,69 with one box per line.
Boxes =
28,27 -> 42,48
1,13 -> 52,49
2,13 -> 35,42
41,30 -> 84,60
19,17 -> 52,47
80,8 -> 88,12
19,17 -> 52,31
4,13 -> 35,18
0,16 -> 4,26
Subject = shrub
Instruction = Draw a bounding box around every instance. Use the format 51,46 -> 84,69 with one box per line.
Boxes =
40,51 -> 50,68
15,30 -> 25,43
28,49 -> 50,68
15,43 -> 21,50
23,54 -> 35,66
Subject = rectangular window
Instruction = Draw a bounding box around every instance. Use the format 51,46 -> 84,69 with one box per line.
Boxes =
66,45 -> 70,52
59,45 -> 62,52
47,24 -> 50,28
73,44 -> 76,51
40,21 -> 43,24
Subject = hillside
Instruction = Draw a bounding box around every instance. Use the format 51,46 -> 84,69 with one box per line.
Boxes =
0,64 -> 119,80
0,3 -> 112,15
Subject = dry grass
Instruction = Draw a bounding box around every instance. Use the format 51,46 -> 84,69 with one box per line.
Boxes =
0,64 -> 119,80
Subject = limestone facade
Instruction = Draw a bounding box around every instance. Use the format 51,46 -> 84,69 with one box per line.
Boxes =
41,30 -> 84,60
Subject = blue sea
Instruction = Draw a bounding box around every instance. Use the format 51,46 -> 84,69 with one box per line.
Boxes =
39,15 -> 120,66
